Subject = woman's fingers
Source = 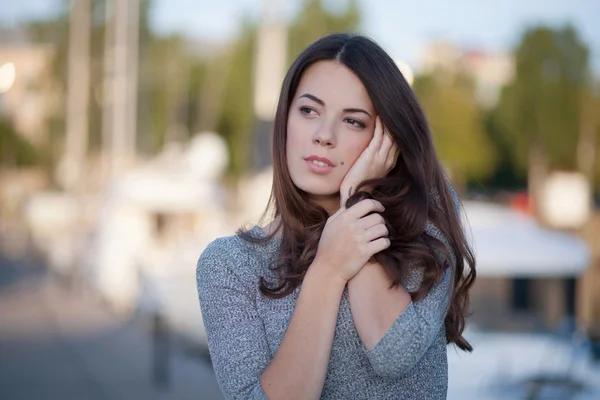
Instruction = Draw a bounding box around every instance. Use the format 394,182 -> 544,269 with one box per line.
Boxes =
368,237 -> 391,254
365,223 -> 389,241
359,213 -> 386,230
394,143 -> 401,160
379,124 -> 394,157
384,141 -> 400,170
369,116 -> 384,152
345,199 -> 385,220
377,121 -> 399,173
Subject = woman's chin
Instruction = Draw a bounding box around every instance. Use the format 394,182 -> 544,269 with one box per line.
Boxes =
308,191 -> 340,199
297,183 -> 340,198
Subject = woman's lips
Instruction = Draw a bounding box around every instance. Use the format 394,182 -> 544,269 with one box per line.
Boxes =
304,159 -> 334,174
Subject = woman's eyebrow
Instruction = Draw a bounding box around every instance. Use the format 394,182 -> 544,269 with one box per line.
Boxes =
343,108 -> 372,118
298,93 -> 372,118
299,93 -> 324,105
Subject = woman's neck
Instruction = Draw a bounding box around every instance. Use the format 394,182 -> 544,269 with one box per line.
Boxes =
262,193 -> 341,238
309,194 -> 341,215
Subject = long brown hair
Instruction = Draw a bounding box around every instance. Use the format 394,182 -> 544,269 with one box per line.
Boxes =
239,33 -> 476,351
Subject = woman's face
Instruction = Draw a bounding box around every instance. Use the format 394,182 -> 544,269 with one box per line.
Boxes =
286,60 -> 376,203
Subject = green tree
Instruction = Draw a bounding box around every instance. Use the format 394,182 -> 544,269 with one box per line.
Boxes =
0,118 -> 40,166
491,26 -> 592,196
137,33 -> 193,153
413,71 -> 497,186
214,21 -> 257,181
287,0 -> 360,64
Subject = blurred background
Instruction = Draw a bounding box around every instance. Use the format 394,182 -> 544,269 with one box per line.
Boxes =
0,0 -> 599,399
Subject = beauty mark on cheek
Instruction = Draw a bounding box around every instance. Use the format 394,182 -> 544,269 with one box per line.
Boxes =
341,161 -> 345,165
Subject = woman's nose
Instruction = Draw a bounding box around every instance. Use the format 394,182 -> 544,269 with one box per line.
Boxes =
312,124 -> 336,147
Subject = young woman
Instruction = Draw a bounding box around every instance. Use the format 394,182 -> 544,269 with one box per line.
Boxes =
197,33 -> 476,400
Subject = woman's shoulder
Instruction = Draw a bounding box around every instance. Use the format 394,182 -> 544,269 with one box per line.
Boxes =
448,184 -> 461,216
196,226 -> 278,285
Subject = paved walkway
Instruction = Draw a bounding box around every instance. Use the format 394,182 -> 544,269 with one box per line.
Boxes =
0,256 -> 223,400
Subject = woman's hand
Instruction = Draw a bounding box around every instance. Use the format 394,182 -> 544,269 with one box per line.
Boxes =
313,198 -> 390,283
339,116 -> 400,207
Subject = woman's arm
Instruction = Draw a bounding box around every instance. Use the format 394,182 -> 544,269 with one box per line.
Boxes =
347,255 -> 451,378
347,215 -> 456,378
347,261 -> 412,351
260,263 -> 346,399
347,183 -> 461,377
197,239 -> 346,400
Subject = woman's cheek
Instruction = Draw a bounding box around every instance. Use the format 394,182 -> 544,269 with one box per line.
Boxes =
337,151 -> 360,180
346,145 -> 368,167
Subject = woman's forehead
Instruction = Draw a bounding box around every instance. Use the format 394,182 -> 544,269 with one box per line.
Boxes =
294,61 -> 374,111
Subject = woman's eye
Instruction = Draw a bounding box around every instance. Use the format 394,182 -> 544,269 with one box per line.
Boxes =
300,106 -> 317,116
346,118 -> 365,129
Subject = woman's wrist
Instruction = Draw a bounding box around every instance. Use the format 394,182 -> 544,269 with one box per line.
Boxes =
307,258 -> 348,291
347,261 -> 380,287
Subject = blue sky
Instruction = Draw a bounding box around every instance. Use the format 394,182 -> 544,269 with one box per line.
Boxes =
2,0 -> 599,70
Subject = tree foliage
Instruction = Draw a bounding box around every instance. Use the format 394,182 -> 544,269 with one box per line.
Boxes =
287,0 -> 360,64
413,71 -> 497,184
0,118 -> 40,166
492,26 -> 591,174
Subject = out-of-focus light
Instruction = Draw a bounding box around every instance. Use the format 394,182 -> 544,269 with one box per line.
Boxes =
0,62 -> 16,93
540,172 -> 591,229
395,60 -> 414,86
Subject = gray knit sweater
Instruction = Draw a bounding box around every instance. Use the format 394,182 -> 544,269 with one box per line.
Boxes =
197,196 -> 459,399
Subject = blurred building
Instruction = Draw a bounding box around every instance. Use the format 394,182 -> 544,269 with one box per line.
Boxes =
0,27 -> 55,147
463,49 -> 514,108
420,41 -> 463,75
419,41 -> 514,108
464,199 -> 591,333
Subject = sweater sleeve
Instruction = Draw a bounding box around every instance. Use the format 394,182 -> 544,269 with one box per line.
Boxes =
196,239 -> 270,400
362,261 -> 452,378
363,184 -> 460,378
